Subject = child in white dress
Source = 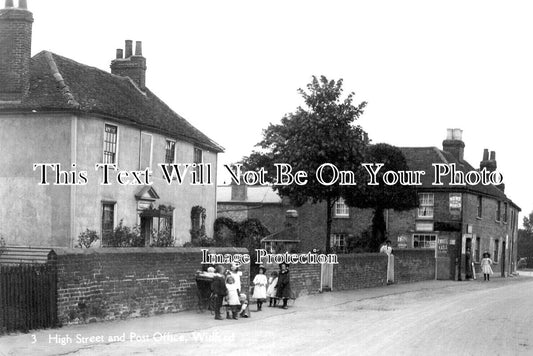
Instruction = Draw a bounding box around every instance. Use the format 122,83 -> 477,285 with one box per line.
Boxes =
266,271 -> 278,307
252,265 -> 268,311
225,276 -> 240,319
480,252 -> 494,281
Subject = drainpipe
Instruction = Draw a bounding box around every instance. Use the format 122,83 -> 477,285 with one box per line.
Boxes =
457,192 -> 464,281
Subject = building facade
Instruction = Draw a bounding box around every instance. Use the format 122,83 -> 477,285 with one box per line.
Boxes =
0,2 -> 222,247
217,129 -> 520,278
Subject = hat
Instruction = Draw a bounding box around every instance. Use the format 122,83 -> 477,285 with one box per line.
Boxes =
258,265 -> 267,273
239,293 -> 247,302
483,251 -> 491,258
207,267 -> 215,273
230,262 -> 239,270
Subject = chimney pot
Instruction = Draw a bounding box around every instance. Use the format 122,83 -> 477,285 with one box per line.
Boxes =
18,0 -> 27,9
115,49 -> 123,59
490,151 -> 496,160
452,128 -> 463,140
482,149 -> 489,161
286,210 -> 298,218
111,39 -> 147,89
5,0 -> 13,7
125,40 -> 133,58
135,41 -> 142,56
443,128 -> 465,162
285,210 -> 298,228
446,128 -> 453,140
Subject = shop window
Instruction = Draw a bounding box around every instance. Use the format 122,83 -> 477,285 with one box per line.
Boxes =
413,234 -> 436,249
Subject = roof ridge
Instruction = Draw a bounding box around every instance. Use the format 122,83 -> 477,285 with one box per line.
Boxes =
42,51 -> 80,109
432,147 -> 449,164
148,89 -> 224,151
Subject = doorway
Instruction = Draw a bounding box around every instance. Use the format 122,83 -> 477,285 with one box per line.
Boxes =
140,216 -> 153,246
501,241 -> 506,277
320,263 -> 334,291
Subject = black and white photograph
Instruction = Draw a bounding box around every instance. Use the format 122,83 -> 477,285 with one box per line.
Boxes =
1,0 -> 533,355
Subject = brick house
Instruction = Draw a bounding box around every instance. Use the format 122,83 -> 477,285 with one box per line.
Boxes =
0,1 -> 223,247
217,129 -> 520,278
217,184 -> 374,253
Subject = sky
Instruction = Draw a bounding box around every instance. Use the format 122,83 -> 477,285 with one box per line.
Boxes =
27,0 -> 533,223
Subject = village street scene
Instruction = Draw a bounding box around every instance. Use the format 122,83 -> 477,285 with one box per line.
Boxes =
1,276 -> 532,355
2,1 -> 533,355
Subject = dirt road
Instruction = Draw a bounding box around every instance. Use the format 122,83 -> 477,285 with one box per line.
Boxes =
2,276 -> 532,355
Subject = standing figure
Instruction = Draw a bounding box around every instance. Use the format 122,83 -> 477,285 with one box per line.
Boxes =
226,262 -> 242,293
380,240 -> 395,284
267,271 -> 279,307
225,276 -> 241,319
465,247 -> 473,280
211,265 -> 227,320
239,293 -> 250,318
276,263 -> 292,309
480,252 -> 494,281
252,265 -> 268,311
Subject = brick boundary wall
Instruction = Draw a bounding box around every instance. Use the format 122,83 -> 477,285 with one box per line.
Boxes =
260,250 -> 437,296
333,253 -> 388,290
393,249 -> 436,284
262,262 -> 321,298
54,247 -> 249,325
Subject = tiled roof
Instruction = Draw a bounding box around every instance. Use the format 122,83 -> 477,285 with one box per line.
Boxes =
0,51 -> 223,152
400,146 -> 519,209
217,185 -> 283,204
262,226 -> 300,242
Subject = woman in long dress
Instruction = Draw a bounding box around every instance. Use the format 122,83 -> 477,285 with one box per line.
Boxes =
252,265 -> 268,310
276,263 -> 292,309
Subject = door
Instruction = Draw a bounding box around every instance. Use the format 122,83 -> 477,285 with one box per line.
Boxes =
320,263 -> 334,291
140,216 -> 153,246
501,241 -> 506,277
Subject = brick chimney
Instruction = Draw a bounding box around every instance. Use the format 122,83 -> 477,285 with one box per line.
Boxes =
442,128 -> 465,162
480,149 -> 505,192
285,210 -> 298,228
480,149 -> 497,172
110,40 -> 146,90
0,0 -> 33,102
230,184 -> 247,201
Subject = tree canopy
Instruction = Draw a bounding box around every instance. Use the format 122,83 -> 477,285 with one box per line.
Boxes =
242,75 -> 368,252
344,143 -> 419,250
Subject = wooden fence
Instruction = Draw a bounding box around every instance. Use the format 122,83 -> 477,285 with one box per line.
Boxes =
0,263 -> 58,333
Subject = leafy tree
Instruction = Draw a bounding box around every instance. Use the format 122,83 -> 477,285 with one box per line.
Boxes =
242,75 -> 368,253
518,211 -> 533,264
344,143 -> 419,251
523,211 -> 533,234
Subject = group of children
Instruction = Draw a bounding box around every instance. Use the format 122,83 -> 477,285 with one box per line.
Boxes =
251,265 -> 280,309
209,263 -> 286,320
